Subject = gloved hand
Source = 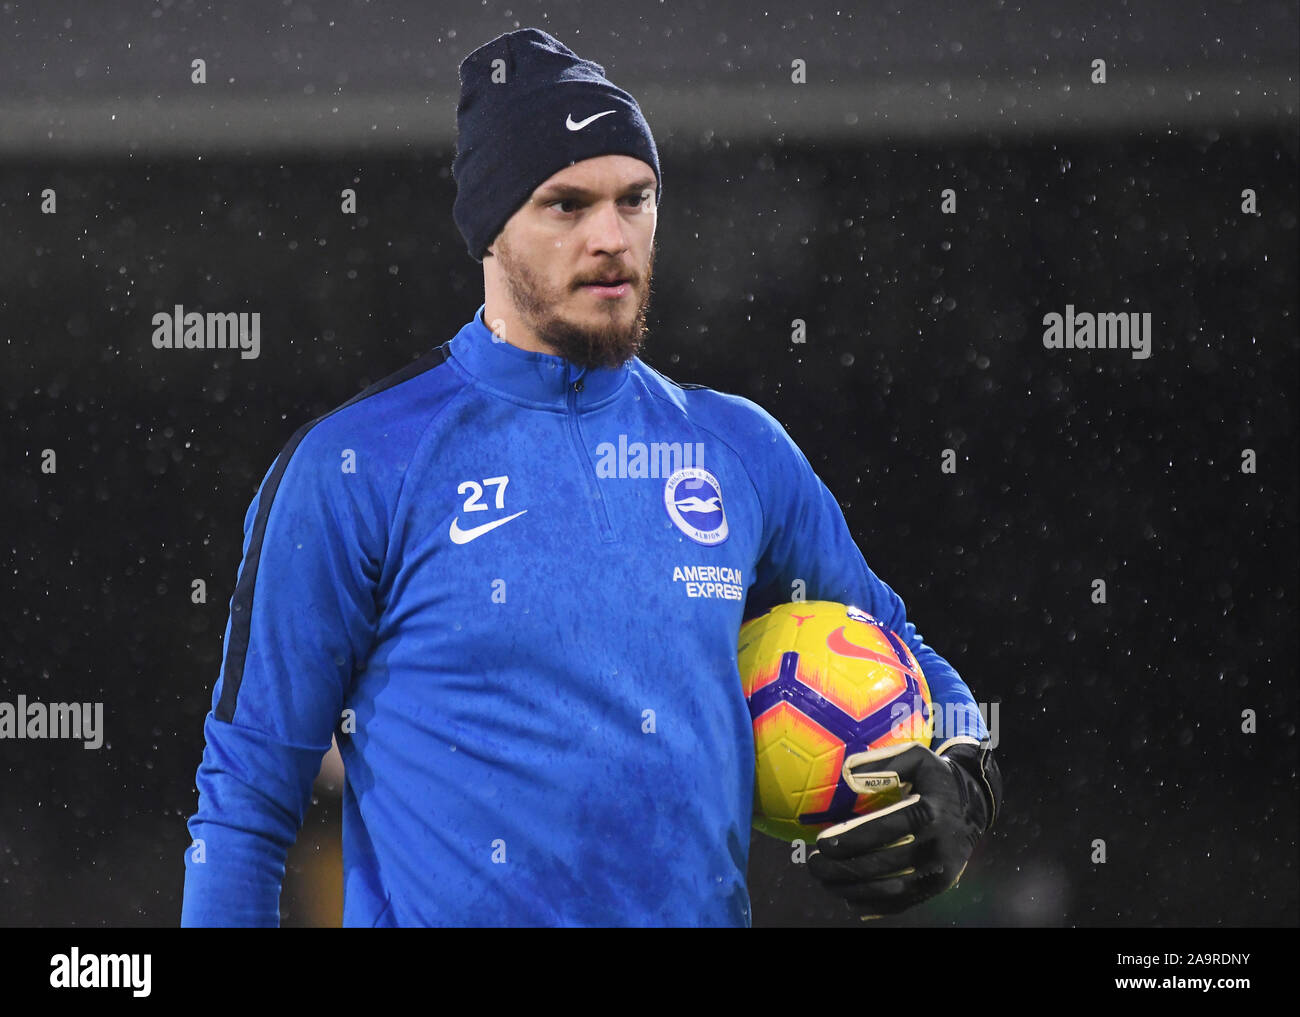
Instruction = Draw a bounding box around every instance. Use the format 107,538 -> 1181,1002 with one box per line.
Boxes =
806,738 -> 1002,916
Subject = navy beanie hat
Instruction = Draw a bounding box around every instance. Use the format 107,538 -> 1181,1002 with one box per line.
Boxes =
452,28 -> 661,263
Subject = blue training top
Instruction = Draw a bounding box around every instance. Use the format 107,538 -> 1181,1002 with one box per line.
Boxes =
181,305 -> 988,927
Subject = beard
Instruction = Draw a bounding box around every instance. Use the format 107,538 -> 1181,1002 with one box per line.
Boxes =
494,235 -> 654,370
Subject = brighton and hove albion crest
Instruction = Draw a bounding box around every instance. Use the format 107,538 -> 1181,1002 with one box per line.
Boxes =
663,468 -> 728,546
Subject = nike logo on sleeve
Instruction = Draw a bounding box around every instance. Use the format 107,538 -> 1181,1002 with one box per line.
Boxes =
566,110 -> 616,131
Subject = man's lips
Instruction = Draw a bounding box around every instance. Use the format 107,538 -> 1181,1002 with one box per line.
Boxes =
580,279 -> 632,297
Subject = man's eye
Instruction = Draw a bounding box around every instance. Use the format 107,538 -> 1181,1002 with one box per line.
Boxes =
549,195 -> 649,213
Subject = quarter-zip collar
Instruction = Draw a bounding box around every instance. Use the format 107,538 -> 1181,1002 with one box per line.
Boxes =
448,303 -> 632,411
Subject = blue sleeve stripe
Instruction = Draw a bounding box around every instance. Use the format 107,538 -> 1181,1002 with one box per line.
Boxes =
215,344 -> 452,724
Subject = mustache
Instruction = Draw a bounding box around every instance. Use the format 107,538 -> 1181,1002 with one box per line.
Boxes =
575,273 -> 637,287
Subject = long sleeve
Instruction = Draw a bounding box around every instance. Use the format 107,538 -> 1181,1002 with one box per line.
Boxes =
741,402 -> 988,747
181,421 -> 386,926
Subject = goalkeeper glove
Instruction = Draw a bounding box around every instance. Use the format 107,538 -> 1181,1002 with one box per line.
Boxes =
806,738 -> 1002,916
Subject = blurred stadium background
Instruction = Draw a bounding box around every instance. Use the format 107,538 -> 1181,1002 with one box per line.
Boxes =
1,0 -> 1296,926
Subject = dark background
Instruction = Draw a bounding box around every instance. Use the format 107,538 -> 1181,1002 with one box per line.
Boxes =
1,0 -> 1296,927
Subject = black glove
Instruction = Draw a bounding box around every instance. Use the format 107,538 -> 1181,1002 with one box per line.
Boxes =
806,739 -> 1002,916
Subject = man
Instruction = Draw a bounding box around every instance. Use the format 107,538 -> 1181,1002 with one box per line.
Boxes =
181,28 -> 1001,927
